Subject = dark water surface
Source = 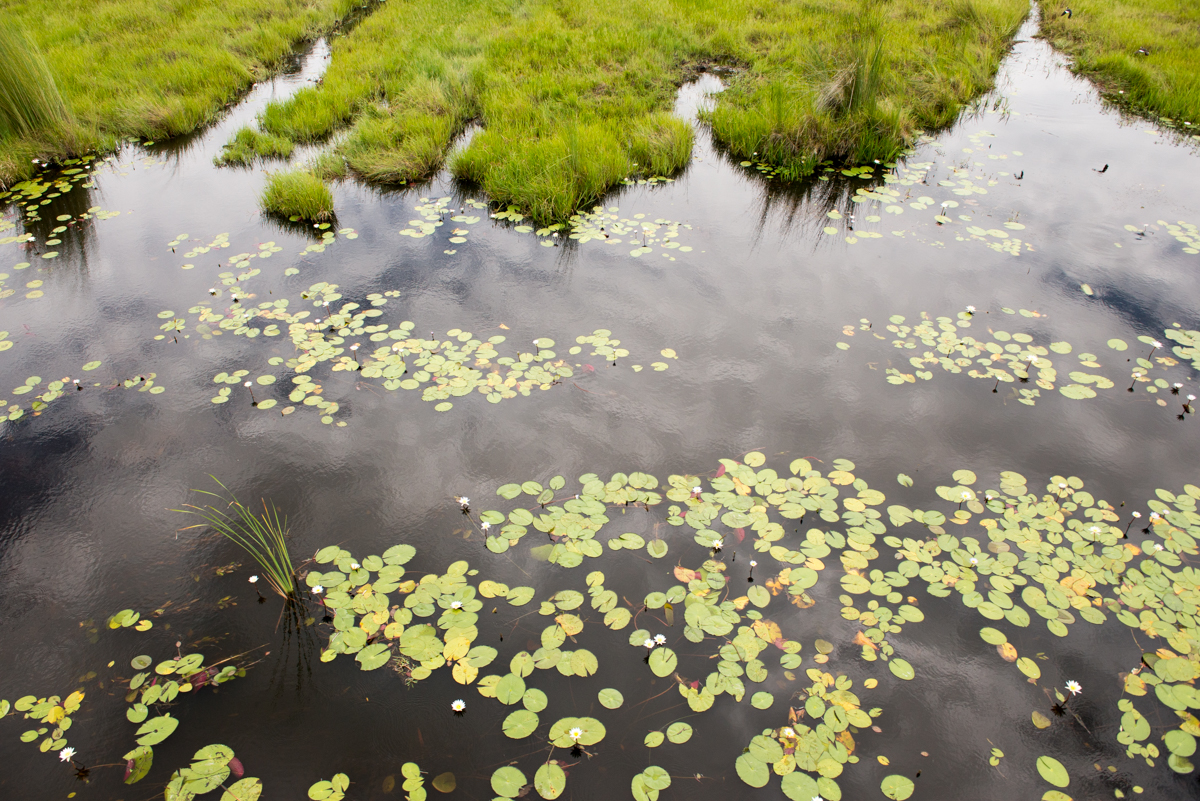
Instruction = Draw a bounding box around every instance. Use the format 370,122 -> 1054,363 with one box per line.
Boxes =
3,9 -> 1200,801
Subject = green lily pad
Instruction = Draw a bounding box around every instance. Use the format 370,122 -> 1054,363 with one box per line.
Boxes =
534,763 -> 565,799
881,774 -> 915,800
491,766 -> 527,798
666,721 -> 693,744
645,731 -> 665,747
1036,756 -> 1069,787
502,709 -> 539,739
598,688 -> 623,709
889,658 -> 915,680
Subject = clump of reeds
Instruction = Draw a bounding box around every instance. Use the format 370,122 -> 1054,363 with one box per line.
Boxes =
176,478 -> 296,597
0,20 -> 73,140
260,169 -> 335,220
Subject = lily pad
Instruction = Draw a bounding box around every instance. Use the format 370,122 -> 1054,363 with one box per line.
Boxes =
881,775 -> 915,800
1036,756 -> 1069,788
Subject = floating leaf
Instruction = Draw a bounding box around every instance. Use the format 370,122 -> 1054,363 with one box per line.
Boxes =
889,658 -> 915,680
648,647 -> 677,677
503,709 -> 538,739
881,775 -> 915,800
750,691 -> 774,709
534,763 -> 565,799
491,766 -> 526,798
1036,756 -> 1069,788
598,688 -> 624,709
432,772 -> 456,793
666,722 -> 693,743
135,714 -> 179,745
645,731 -> 665,747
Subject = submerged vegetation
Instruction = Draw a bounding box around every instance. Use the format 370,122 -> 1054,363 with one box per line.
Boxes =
0,0 -> 368,186
233,0 -> 1028,220
1040,0 -> 1200,125
259,169 -> 335,221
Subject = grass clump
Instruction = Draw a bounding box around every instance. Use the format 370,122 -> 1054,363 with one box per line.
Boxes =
0,0 -> 367,186
176,479 -> 296,598
1039,0 -> 1200,124
260,169 -> 334,221
253,0 -> 1027,221
0,20 -> 73,141
216,126 -> 296,165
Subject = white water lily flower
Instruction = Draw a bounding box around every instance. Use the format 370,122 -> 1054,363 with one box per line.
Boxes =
781,727 -> 795,738
569,727 -> 584,741
643,638 -> 655,649
969,556 -> 978,565
713,538 -> 723,549
248,575 -> 259,583
59,747 -> 76,762
1058,483 -> 1067,489
481,521 -> 491,531
350,562 -> 360,570
1154,543 -> 1164,552
312,585 -> 324,594
451,601 -> 463,609
459,497 -> 470,507
692,486 -> 702,493
966,305 -> 976,312
1133,511 -> 1142,518
813,796 -> 824,801
750,560 -> 757,567
1152,340 -> 1163,349
654,634 -> 666,645
451,699 -> 465,711
1065,680 -> 1082,695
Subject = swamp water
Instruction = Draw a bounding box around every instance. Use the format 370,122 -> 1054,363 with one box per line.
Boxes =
3,9 -> 1200,801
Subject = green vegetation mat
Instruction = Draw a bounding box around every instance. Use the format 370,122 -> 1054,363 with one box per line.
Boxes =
1039,0 -> 1200,125
248,0 -> 1029,220
0,0 -> 364,186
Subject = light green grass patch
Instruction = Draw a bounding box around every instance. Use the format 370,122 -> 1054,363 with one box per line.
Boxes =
1039,0 -> 1200,125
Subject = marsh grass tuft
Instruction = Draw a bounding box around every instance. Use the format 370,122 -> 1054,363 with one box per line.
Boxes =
176,478 -> 296,598
216,126 -> 295,166
260,169 -> 335,221
0,20 -> 73,141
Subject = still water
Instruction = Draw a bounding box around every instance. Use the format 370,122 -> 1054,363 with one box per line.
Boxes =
2,8 -> 1200,801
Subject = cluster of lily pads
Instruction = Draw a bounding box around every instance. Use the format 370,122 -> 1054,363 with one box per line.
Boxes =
171,271 -> 671,422
845,307 -> 1200,409
1125,220 -> 1200,255
398,195 -> 695,260
0,155 -> 102,221
2,361 -> 166,424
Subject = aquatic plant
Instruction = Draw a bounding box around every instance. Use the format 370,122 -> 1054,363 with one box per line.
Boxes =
0,21 -> 72,143
176,479 -> 297,597
259,169 -> 335,221
165,744 -> 261,800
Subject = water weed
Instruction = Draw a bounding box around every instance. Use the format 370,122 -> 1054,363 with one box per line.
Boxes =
176,479 -> 296,597
215,126 -> 295,166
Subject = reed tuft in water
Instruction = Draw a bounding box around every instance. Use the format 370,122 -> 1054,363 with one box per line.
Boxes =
176,478 -> 296,598
260,169 -> 335,221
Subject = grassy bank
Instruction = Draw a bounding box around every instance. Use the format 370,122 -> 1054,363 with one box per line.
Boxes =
0,0 -> 368,187
1039,1 -> 1200,125
243,0 -> 1026,221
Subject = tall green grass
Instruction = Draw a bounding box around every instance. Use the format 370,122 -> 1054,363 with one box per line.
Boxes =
249,0 -> 1027,221
0,0 -> 365,185
1039,0 -> 1200,124
0,20 -> 73,141
260,169 -> 335,220
176,479 -> 296,598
